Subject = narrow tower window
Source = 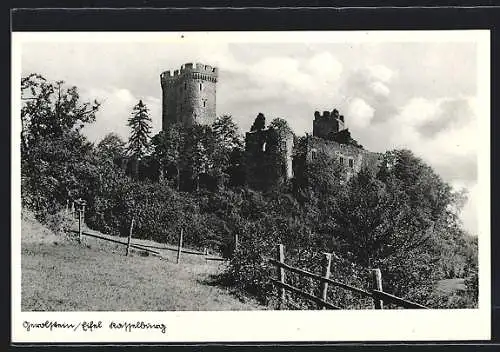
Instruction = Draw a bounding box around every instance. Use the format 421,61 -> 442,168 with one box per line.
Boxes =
349,159 -> 354,168
200,83 -> 202,91
339,156 -> 344,165
184,82 -> 187,90
203,101 -> 206,107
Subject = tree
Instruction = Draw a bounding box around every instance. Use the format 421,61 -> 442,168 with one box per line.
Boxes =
20,74 -> 101,215
185,125 -> 213,191
96,133 -> 126,165
151,123 -> 186,189
212,115 -> 243,151
21,73 -> 100,154
127,100 -> 152,179
127,100 -> 152,160
250,113 -> 266,132
268,117 -> 293,136
211,115 -> 244,188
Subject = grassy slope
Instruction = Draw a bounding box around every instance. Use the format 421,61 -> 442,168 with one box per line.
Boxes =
21,212 -> 264,311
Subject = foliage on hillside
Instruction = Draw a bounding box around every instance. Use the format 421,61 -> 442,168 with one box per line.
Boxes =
20,74 -> 478,309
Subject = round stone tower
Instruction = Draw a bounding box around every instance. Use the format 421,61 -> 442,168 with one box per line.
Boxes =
160,62 -> 218,129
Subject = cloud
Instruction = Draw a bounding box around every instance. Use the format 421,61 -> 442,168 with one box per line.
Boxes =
417,98 -> 474,137
459,182 -> 478,235
216,51 -> 344,133
338,65 -> 399,125
368,64 -> 395,83
81,87 -> 161,143
305,52 -> 343,80
346,98 -> 374,128
370,81 -> 390,97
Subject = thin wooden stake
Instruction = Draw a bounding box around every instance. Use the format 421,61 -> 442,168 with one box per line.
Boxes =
320,253 -> 332,309
371,268 -> 384,309
126,218 -> 135,256
277,244 -> 286,309
78,209 -> 82,243
176,228 -> 184,264
234,233 -> 239,252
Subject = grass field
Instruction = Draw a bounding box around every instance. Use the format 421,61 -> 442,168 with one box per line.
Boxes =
21,212 -> 264,311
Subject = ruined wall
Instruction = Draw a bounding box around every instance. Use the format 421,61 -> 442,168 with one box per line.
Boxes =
306,136 -> 381,179
160,63 -> 218,129
245,127 -> 294,191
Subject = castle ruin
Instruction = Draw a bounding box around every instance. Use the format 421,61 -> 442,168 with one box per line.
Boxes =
245,113 -> 295,190
244,110 -> 381,190
160,62 -> 218,129
160,63 -> 381,190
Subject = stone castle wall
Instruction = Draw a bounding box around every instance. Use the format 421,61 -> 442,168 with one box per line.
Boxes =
161,63 -> 218,129
245,127 -> 294,191
306,136 -> 381,179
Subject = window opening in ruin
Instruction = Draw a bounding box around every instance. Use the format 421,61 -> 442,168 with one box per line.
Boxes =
203,101 -> 206,107
349,159 -> 354,168
311,151 -> 317,160
184,82 -> 187,90
339,156 -> 344,165
200,83 -> 202,91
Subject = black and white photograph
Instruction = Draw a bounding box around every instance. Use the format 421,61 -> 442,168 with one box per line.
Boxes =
12,30 -> 490,342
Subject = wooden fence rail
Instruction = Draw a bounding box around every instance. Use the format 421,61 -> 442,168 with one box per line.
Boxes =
269,244 -> 428,310
268,259 -> 372,297
74,230 -> 162,256
371,290 -> 428,309
72,230 -> 225,262
271,279 -> 341,310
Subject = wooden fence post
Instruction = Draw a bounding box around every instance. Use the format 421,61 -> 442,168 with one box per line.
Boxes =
126,218 -> 135,256
371,268 -> 384,309
78,209 -> 82,243
277,244 -> 286,309
234,233 -> 239,252
176,228 -> 184,264
71,202 -> 75,218
319,253 -> 332,309
309,277 -> 315,295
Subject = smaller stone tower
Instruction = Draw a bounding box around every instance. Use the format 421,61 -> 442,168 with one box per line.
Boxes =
245,113 -> 294,190
160,62 -> 218,129
312,108 -> 346,140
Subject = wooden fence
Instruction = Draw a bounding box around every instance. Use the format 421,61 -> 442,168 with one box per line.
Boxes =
73,215 -> 224,263
269,244 -> 428,310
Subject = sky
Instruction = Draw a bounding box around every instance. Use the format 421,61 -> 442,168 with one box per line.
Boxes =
19,32 -> 486,235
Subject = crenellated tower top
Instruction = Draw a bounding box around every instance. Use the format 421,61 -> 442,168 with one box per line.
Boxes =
313,108 -> 346,140
161,63 -> 218,88
160,62 -> 218,129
